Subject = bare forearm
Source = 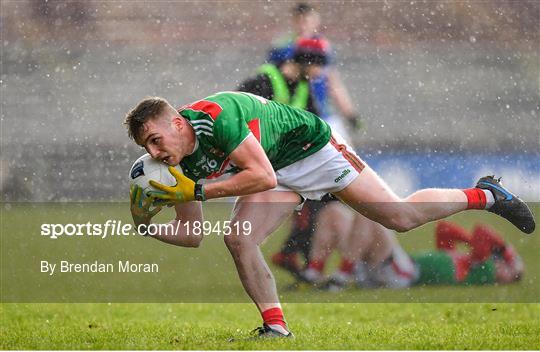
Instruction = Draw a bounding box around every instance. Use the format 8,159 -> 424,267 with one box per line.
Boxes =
148,202 -> 204,247
203,169 -> 276,199
328,68 -> 356,117
148,219 -> 203,247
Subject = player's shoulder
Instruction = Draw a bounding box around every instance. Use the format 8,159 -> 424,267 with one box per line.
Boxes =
180,91 -> 267,122
205,91 -> 249,102
180,93 -> 241,126
205,91 -> 270,108
179,98 -> 223,122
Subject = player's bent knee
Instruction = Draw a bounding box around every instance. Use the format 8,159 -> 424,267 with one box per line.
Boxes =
367,204 -> 425,232
223,233 -> 251,252
387,221 -> 414,233
381,215 -> 420,233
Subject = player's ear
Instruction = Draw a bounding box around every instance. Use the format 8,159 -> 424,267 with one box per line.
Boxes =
171,115 -> 183,130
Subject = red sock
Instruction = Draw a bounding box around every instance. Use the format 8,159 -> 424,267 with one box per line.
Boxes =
338,259 -> 355,275
307,259 -> 325,273
462,188 -> 487,210
294,205 -> 312,231
273,252 -> 297,263
261,307 -> 287,329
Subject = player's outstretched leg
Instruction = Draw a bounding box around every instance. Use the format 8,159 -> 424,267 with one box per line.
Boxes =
334,166 -> 468,232
334,166 -> 535,234
476,176 -> 535,234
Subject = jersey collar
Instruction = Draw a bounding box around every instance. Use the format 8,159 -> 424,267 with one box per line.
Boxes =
186,120 -> 199,155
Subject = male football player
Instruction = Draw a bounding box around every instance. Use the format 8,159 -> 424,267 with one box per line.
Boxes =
125,91 -> 535,338
301,217 -> 524,290
270,3 -> 360,129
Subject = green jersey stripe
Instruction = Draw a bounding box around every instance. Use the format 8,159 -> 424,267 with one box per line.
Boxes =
195,130 -> 213,137
193,125 -> 213,133
191,119 -> 214,126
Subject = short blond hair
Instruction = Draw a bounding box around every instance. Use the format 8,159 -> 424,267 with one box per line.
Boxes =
124,97 -> 175,141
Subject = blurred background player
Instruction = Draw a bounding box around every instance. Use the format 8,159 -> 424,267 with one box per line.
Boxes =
238,42 -> 317,114
269,35 -> 365,278
269,3 -> 360,132
410,221 -> 524,287
304,205 -> 417,290
266,38 -> 346,275
268,4 -> 364,277
238,38 -> 345,282
301,220 -> 524,290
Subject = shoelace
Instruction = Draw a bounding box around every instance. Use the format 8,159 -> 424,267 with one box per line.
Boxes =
227,326 -> 270,342
252,325 -> 270,336
491,175 -> 502,183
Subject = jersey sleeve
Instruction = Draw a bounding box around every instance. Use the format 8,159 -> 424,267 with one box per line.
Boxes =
208,96 -> 252,156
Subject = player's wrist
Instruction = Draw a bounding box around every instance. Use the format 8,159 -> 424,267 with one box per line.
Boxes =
194,184 -> 206,201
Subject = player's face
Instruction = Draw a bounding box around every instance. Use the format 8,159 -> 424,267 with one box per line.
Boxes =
138,114 -> 192,166
280,61 -> 301,81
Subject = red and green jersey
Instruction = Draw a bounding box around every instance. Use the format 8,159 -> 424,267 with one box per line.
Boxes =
412,251 -> 496,285
177,91 -> 331,181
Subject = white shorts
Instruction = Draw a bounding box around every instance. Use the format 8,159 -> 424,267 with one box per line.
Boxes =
273,133 -> 366,201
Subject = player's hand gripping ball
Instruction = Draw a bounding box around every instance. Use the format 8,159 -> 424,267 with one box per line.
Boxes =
129,153 -> 196,205
129,184 -> 162,227
129,154 -> 188,203
147,166 -> 196,203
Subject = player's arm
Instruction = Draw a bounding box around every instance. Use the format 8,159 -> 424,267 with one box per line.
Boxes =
147,201 -> 204,248
203,134 -> 277,199
326,68 -> 360,126
148,134 -> 276,202
131,184 -> 204,247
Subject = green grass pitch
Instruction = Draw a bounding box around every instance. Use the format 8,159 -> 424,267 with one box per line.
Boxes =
1,203 -> 539,349
1,303 -> 539,349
